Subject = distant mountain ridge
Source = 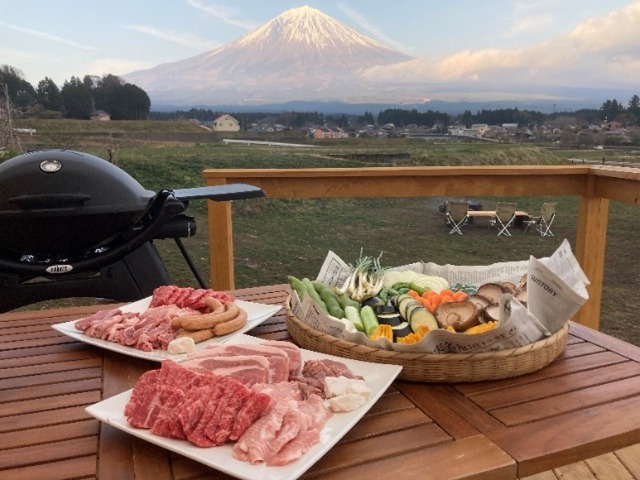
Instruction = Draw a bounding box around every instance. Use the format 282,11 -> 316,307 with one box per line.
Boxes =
124,6 -> 413,107
125,6 -> 628,113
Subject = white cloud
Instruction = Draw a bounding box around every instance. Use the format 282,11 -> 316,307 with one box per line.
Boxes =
0,21 -> 98,51
567,1 -> 640,53
123,25 -> 220,50
86,58 -> 155,78
361,1 -> 640,89
185,0 -> 257,30
0,47 -> 39,61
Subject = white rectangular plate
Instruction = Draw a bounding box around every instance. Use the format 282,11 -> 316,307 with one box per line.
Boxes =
52,298 -> 282,361
86,334 -> 403,480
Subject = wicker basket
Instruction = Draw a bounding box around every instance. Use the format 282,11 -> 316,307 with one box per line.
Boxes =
285,296 -> 568,383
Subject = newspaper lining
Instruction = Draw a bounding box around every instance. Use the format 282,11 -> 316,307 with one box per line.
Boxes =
293,239 -> 589,354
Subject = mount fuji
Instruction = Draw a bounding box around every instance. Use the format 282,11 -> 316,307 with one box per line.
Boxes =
124,5 -> 622,113
123,6 -> 417,109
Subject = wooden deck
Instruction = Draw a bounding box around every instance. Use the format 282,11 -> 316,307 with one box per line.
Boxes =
522,444 -> 640,479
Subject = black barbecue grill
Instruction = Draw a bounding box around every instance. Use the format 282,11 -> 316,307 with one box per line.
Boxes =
0,149 -> 264,312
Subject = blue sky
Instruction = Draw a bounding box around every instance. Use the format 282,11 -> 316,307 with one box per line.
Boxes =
1,0 -> 638,97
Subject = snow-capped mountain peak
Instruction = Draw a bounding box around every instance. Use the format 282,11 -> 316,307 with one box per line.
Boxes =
237,6 -> 394,53
124,5 -> 413,107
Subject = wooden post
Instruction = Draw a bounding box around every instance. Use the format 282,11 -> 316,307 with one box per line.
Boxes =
574,175 -> 609,330
205,176 -> 235,290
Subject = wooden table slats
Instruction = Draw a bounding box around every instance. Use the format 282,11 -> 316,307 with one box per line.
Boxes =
3,283 -> 640,479
0,456 -> 99,480
469,360 -> 640,410
487,395 -> 640,477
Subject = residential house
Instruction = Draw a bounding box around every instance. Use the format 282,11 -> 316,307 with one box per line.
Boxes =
312,126 -> 339,139
470,123 -> 490,135
90,110 -> 110,121
603,120 -> 622,131
211,114 -> 240,132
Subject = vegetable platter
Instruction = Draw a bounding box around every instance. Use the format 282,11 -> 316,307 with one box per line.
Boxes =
283,249 -> 579,382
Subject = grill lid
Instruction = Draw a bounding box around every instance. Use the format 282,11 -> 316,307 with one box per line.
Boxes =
0,150 -> 157,255
0,149 -> 155,216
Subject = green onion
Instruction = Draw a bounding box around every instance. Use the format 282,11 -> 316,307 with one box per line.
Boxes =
339,249 -> 386,302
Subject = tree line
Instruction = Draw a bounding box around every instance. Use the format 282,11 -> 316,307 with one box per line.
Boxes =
154,98 -> 640,133
0,65 -> 150,120
4,62 -> 640,129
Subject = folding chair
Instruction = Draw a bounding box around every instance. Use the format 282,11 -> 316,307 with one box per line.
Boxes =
524,202 -> 557,236
445,200 -> 470,235
491,202 -> 517,236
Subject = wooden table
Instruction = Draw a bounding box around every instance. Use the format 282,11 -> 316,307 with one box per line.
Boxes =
467,210 -> 529,229
3,283 -> 640,479
467,210 -> 529,219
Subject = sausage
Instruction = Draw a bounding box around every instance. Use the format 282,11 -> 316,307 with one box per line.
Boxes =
204,296 -> 224,314
171,316 -> 184,328
170,298 -> 226,328
177,328 -> 216,343
181,302 -> 240,330
213,308 -> 247,336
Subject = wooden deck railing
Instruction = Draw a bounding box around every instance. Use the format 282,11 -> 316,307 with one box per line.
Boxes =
203,165 -> 640,331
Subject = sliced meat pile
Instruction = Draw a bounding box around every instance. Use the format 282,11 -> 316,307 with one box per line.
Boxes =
125,341 -> 365,466
180,343 -> 293,386
75,304 -> 199,351
293,358 -> 364,391
125,359 -> 271,447
150,285 -> 235,310
73,285 -> 235,352
233,381 -> 333,466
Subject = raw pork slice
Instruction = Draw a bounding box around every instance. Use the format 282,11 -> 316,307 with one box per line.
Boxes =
73,304 -> 200,352
179,354 -> 271,387
232,381 -> 332,466
268,394 -> 331,466
74,308 -> 123,330
194,344 -> 291,383
260,340 -> 303,377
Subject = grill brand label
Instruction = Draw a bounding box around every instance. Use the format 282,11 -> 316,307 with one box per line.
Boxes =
46,265 -> 74,274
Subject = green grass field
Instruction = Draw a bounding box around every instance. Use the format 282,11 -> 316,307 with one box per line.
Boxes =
8,119 -> 640,346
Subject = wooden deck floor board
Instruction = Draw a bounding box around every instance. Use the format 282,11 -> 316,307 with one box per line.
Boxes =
521,444 -> 640,480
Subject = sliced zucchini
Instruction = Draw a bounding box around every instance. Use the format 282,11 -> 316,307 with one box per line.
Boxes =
399,300 -> 420,321
409,306 -> 439,332
396,294 -> 415,318
404,301 -> 424,322
394,293 -> 410,308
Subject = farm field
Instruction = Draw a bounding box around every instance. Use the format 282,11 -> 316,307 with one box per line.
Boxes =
7,119 -> 640,346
